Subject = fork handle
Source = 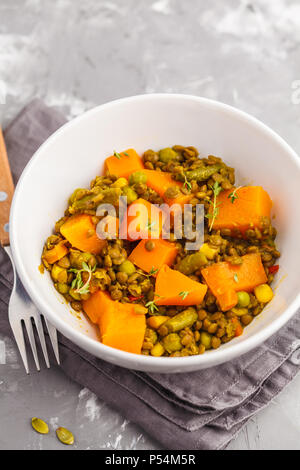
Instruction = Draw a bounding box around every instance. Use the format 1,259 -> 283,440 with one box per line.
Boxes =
0,127 -> 14,246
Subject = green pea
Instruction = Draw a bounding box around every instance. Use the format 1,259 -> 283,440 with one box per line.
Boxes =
119,260 -> 136,275
237,291 -> 250,308
122,186 -> 138,204
129,171 -> 147,185
158,148 -> 178,163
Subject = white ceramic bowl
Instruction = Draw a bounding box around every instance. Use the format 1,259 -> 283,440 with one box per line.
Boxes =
10,94 -> 300,373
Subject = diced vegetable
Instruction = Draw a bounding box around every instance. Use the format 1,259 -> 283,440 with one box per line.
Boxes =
162,333 -> 182,353
128,239 -> 178,274
199,243 -> 218,260
104,149 -> 144,179
268,265 -> 279,274
51,264 -> 68,283
141,169 -> 192,208
43,241 -> 68,265
155,264 -> 207,306
254,284 -> 274,303
231,317 -> 243,337
60,214 -> 106,254
147,316 -> 170,329
82,290 -> 146,354
201,253 -> 268,311
212,186 -> 272,234
111,177 -> 128,188
150,342 -> 165,356
217,290 -> 238,312
120,198 -> 166,241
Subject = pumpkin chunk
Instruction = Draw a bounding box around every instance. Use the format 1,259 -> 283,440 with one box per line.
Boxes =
201,253 -> 267,311
60,214 -> 106,254
128,239 -> 178,274
212,186 -> 272,234
82,291 -> 146,354
154,264 -> 207,306
104,149 -> 144,179
43,241 -> 68,265
120,198 -> 166,241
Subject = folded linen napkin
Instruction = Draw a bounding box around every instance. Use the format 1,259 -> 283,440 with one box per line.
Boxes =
1,99 -> 300,450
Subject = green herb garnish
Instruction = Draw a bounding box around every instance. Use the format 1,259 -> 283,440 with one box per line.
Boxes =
113,150 -> 122,160
145,293 -> 163,314
228,186 -> 241,204
145,300 -> 159,314
179,291 -> 190,300
148,267 -> 159,276
139,266 -> 159,279
69,262 -> 96,295
182,173 -> 192,192
233,273 -> 239,283
146,220 -> 157,231
205,181 -> 223,231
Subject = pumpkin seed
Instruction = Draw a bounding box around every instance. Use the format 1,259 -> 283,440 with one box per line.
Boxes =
31,417 -> 49,435
56,426 -> 74,445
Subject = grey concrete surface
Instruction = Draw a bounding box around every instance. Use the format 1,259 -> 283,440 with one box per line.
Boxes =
0,0 -> 300,450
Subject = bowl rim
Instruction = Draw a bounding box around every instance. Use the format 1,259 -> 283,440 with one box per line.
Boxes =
9,93 -> 300,371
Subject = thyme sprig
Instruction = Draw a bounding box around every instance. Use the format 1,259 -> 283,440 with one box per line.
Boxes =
113,150 -> 122,160
139,266 -> 159,279
228,186 -> 242,204
205,181 -> 223,232
69,262 -> 96,295
114,150 -> 129,159
179,291 -> 190,300
182,172 -> 192,192
145,293 -> 163,314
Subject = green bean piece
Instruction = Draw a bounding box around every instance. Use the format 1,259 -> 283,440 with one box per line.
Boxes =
163,308 -> 198,333
69,188 -> 121,213
176,164 -> 222,183
176,252 -> 207,275
185,164 -> 222,182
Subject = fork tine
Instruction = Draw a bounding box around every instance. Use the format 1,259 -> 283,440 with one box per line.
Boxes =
44,318 -> 60,365
9,318 -> 29,374
23,317 -> 40,371
33,315 -> 50,368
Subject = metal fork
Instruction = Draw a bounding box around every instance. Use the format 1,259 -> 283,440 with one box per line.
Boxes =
0,127 -> 60,373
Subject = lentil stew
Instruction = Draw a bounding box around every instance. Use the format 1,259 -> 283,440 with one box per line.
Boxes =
40,146 -> 280,357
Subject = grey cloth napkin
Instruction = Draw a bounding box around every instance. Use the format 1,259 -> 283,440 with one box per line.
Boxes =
1,99 -> 300,450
